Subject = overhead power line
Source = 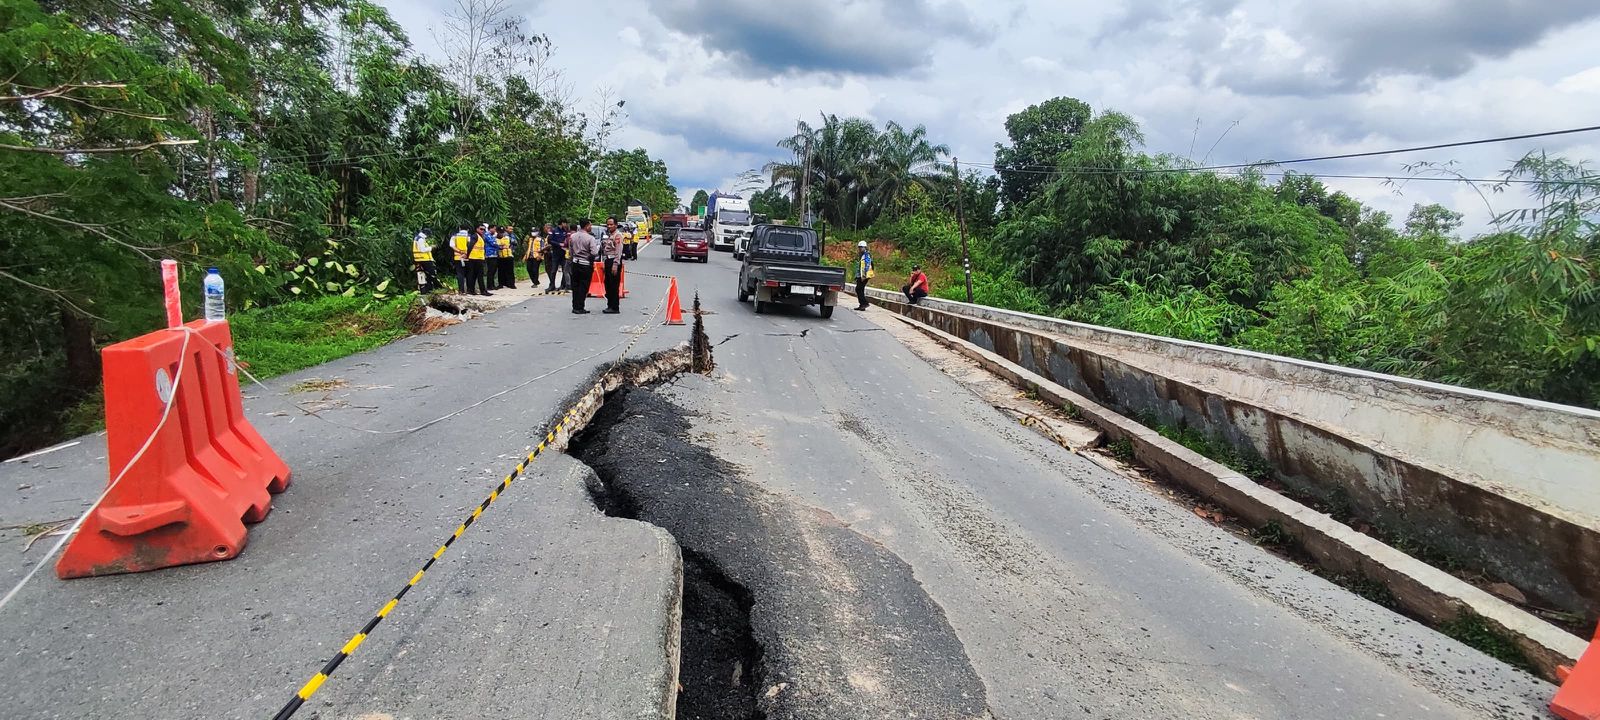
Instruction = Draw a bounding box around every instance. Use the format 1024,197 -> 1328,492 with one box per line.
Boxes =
977,165 -> 1599,187
968,123 -> 1600,175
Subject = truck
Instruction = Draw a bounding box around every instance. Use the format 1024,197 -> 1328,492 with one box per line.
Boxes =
659,212 -> 690,241
625,204 -> 651,238
706,193 -> 751,254
736,224 -> 845,319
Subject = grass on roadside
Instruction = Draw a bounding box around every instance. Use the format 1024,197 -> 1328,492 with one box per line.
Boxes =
58,294 -> 417,436
821,235 -> 957,296
230,293 -> 416,378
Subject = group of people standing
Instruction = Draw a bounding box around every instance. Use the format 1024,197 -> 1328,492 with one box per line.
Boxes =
410,217 -> 636,314
562,217 -> 630,314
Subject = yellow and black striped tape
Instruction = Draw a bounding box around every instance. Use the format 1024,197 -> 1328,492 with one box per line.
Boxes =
626,270 -> 677,280
271,284 -> 672,720
270,401 -> 588,720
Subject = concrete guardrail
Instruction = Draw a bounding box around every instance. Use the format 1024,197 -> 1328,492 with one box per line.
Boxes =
862,287 -> 1600,630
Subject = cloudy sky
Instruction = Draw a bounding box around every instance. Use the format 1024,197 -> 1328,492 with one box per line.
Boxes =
383,0 -> 1600,234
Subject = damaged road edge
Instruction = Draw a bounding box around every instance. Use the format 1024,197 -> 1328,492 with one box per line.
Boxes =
570,384 -> 996,720
547,343 -> 695,720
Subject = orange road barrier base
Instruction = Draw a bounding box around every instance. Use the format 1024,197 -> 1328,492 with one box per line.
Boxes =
588,263 -> 629,299
1553,624 -> 1600,719
664,278 -> 685,325
57,320 -> 291,579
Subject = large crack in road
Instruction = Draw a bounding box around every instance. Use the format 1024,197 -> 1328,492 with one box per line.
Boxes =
572,386 -> 992,720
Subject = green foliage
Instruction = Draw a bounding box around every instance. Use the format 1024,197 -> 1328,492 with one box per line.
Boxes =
590,148 -> 676,219
229,293 -> 415,379
1325,572 -> 1401,610
1150,420 -> 1274,481
993,96 -> 1093,208
1074,282 -> 1258,345
1,0 -> 680,456
1250,520 -> 1292,548
59,388 -> 106,438
266,239 -> 395,303
1439,611 -> 1534,671
750,184 -> 793,220
954,272 -> 1050,315
689,189 -> 709,215
978,97 -> 1599,410
791,97 -> 1596,411
766,114 -> 951,230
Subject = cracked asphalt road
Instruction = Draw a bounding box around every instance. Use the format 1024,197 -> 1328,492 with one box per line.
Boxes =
576,387 -> 991,720
646,248 -> 1553,719
0,242 -> 1558,719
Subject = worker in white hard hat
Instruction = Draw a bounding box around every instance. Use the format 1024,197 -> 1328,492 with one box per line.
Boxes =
854,240 -> 874,311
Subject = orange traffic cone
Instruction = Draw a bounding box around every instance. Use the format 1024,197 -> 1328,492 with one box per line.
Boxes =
1553,624 -> 1600,719
588,263 -> 629,299
664,277 -> 684,325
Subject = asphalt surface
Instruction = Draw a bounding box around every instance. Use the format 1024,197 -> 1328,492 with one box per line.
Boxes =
0,242 -> 1559,719
574,387 -> 990,720
0,271 -> 689,719
641,245 -> 1553,719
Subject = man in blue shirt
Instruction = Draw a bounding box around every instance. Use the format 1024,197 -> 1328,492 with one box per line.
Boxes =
547,219 -> 571,292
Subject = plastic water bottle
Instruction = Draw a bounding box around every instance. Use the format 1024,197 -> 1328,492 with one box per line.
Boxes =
203,267 -> 226,321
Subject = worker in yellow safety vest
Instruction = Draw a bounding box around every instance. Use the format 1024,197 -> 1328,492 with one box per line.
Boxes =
853,240 -> 874,311
465,224 -> 491,296
521,225 -> 543,289
488,226 -> 512,290
412,227 -> 438,292
450,225 -> 471,293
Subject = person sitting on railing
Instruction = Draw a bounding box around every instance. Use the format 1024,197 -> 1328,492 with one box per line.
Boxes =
903,265 -> 930,305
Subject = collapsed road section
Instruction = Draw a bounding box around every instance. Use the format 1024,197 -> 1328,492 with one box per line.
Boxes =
572,387 -> 993,720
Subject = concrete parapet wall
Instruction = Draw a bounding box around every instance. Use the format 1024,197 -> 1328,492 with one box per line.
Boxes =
863,288 -> 1600,624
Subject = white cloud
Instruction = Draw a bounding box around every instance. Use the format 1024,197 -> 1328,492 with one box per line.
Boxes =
379,0 -> 1600,234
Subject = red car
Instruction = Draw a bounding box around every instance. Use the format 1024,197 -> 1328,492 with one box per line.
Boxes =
671,227 -> 710,263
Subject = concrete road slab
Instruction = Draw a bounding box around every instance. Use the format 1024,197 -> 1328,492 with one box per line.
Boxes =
0,279 -> 688,720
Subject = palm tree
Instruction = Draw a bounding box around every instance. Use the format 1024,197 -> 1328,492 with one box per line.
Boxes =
766,116 -> 952,229
863,121 -> 950,221
766,114 -> 879,229
765,122 -> 813,203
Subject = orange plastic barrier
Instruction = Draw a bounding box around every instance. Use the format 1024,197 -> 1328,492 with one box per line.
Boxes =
664,277 -> 684,325
588,262 -> 629,299
1554,624 -> 1600,720
56,320 -> 290,579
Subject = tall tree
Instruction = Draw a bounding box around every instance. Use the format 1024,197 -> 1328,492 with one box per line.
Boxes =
766,113 -> 947,230
437,0 -> 551,145
590,148 -> 677,220
0,0 -> 262,454
750,185 -> 793,221
992,96 -> 1092,209
864,120 -> 949,220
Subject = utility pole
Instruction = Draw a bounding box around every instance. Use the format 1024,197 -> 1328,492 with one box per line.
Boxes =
799,124 -> 812,227
953,157 -> 974,303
